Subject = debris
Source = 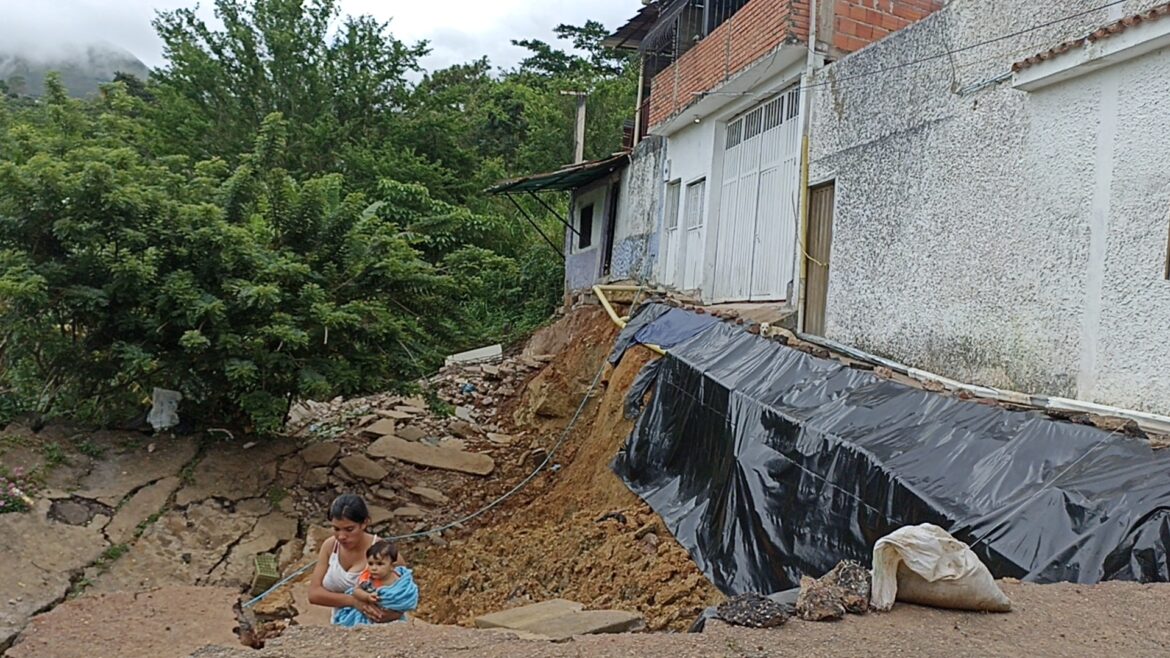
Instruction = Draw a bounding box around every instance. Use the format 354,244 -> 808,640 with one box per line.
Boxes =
445,344 -> 503,367
821,560 -> 872,614
455,406 -> 474,421
393,505 -> 427,519
487,432 -> 515,445
367,505 -> 394,526
337,455 -> 389,483
715,593 -> 789,628
147,387 -> 183,432
796,575 -> 846,622
374,409 -> 412,420
396,425 -> 429,442
448,420 -> 479,440
409,486 -> 450,505
474,599 -> 644,641
872,524 -> 1011,613
367,435 -> 495,476
360,419 -> 398,436
302,467 -> 329,490
299,442 -> 340,468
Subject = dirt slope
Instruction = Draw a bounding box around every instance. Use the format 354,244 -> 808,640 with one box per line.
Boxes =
413,307 -> 722,631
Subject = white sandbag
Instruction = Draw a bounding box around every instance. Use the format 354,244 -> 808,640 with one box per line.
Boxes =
871,523 -> 1011,612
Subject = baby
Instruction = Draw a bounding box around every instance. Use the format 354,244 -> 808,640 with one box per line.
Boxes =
333,540 -> 419,627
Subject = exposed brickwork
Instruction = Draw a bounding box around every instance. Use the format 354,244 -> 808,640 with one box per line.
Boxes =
647,0 -> 942,129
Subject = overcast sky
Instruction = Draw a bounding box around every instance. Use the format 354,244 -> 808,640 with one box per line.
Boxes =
0,0 -> 639,72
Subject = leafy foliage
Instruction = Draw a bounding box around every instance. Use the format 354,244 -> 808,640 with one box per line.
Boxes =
0,2 -> 636,432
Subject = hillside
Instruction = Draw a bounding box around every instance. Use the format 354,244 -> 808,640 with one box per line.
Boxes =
0,43 -> 150,97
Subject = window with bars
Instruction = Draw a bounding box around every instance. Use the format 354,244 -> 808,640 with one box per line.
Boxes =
665,180 -> 682,230
684,179 -> 706,229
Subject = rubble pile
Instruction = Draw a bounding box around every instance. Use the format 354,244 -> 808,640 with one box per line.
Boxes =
795,560 -> 873,622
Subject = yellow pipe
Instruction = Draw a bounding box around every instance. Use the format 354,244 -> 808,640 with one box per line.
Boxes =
592,285 -> 666,355
796,133 -> 812,331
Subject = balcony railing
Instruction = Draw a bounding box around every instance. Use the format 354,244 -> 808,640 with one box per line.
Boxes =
641,0 -> 751,65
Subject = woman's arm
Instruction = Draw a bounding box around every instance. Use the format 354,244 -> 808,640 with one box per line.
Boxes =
307,538 -> 387,621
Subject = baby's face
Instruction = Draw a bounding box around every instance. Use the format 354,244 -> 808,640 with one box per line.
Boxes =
366,555 -> 393,580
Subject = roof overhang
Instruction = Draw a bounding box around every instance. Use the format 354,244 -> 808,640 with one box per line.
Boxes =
1013,3 -> 1170,92
486,153 -> 630,195
602,2 -> 661,51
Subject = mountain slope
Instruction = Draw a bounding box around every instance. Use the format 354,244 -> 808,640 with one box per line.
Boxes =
0,43 -> 150,98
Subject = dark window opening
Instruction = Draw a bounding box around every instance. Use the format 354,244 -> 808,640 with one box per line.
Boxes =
579,204 -> 594,250
641,0 -> 751,72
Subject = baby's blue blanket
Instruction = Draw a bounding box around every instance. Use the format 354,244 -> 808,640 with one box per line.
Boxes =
332,567 -> 419,627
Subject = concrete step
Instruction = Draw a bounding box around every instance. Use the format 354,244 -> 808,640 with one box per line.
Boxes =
474,599 -> 645,641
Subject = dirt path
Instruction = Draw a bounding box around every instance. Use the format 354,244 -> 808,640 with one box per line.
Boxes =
191,581 -> 1170,658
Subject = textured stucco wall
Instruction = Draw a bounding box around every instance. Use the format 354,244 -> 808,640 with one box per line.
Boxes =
610,136 -> 667,282
565,182 -> 608,292
808,0 -> 1170,413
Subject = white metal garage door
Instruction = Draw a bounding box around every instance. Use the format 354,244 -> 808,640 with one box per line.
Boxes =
713,87 -> 802,302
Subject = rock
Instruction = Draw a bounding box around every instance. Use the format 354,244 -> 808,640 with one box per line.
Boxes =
820,559 -> 872,614
448,420 -> 479,439
105,476 -> 180,544
253,586 -> 297,620
302,467 -> 329,490
633,521 -> 659,540
796,575 -> 846,621
372,488 -> 399,503
50,500 -> 93,526
455,406 -> 474,421
393,505 -> 427,520
487,432 -> 515,445
374,409 -> 412,420
409,486 -> 449,505
74,437 -> 198,506
368,505 -> 394,526
174,440 -> 291,507
338,455 -> 388,483
236,498 -> 273,517
716,592 -> 789,628
397,425 -> 429,442
367,436 -> 495,476
482,364 -> 501,378
395,406 -> 427,415
299,442 -> 340,467
361,419 -> 398,437
440,438 -> 468,452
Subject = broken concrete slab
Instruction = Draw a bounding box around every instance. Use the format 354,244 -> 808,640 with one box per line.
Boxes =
299,442 -> 341,467
409,486 -> 449,505
74,437 -> 197,507
474,599 -> 583,630
395,406 -> 427,415
392,505 -> 426,520
50,499 -> 94,526
374,410 -> 413,421
338,455 -> 389,483
173,440 -> 293,507
302,467 -> 329,490
455,406 -> 474,421
445,344 -> 503,367
360,419 -> 398,437
367,436 -> 495,476
7,586 -> 240,658
396,425 -> 428,442
448,420 -> 480,439
210,512 -> 300,585
368,505 -> 394,526
0,499 -> 108,651
487,432 -> 515,445
104,476 -> 180,544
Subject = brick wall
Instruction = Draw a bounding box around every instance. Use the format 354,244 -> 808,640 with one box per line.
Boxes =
647,0 -> 942,129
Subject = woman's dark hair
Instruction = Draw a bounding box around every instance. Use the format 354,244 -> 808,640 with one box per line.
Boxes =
367,540 -> 398,562
327,494 -> 370,524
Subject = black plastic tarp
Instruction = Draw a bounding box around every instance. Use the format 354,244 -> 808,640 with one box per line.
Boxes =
608,303 -> 719,365
612,309 -> 1170,596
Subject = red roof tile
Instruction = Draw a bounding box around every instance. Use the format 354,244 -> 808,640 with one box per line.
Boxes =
1012,2 -> 1170,72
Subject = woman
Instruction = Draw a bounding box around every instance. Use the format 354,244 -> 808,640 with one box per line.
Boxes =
307,494 -> 404,623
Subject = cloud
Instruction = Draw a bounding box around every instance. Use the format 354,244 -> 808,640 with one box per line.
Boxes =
0,0 -> 640,72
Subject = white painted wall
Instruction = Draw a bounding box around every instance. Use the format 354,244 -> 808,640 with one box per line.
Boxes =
655,119 -> 717,291
808,0 -> 1170,414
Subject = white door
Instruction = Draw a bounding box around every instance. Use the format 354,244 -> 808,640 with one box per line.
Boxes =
713,87 -> 803,302
683,178 -> 706,290
660,179 -> 682,287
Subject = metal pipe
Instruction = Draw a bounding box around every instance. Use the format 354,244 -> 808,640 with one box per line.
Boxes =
593,285 -> 666,355
503,193 -> 565,260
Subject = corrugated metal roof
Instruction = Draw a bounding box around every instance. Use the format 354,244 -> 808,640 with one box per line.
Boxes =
485,153 -> 630,194
1013,2 -> 1170,72
601,2 -> 661,51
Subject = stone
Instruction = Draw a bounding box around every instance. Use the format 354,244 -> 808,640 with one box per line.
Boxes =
392,505 -> 426,520
299,442 -> 340,467
372,488 -> 399,503
367,436 -> 495,476
820,560 -> 872,614
302,467 -> 329,490
0,503 -> 108,649
236,497 -> 274,517
104,476 -> 180,544
716,593 -> 789,628
338,455 -> 388,483
361,419 -> 398,437
409,486 -> 449,505
475,599 -> 583,630
173,440 -> 291,507
796,575 -> 847,622
374,410 -> 412,420
397,425 -> 429,442
439,438 -> 468,452
395,406 -> 427,415
51,500 -> 93,526
368,505 -> 394,526
487,432 -> 515,445
74,437 -> 198,506
448,420 -> 480,439
455,406 -> 474,421
475,600 -> 644,641
481,364 -> 501,378
444,344 -> 502,366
